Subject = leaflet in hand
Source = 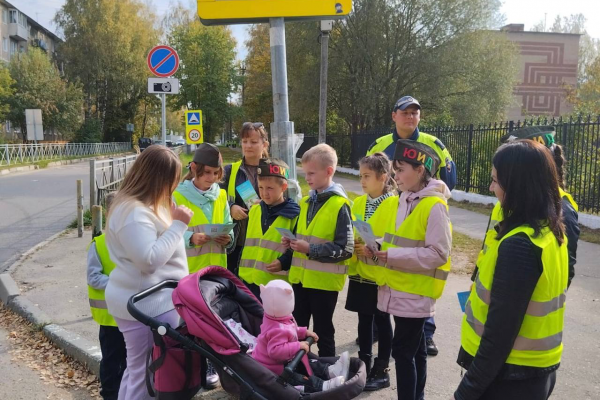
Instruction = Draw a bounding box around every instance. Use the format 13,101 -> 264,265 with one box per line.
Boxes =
352,220 -> 379,251
236,181 -> 260,208
203,223 -> 236,238
276,227 -> 296,240
457,291 -> 470,313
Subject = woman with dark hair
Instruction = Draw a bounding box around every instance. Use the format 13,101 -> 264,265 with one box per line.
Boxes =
453,140 -> 569,400
221,122 -> 270,275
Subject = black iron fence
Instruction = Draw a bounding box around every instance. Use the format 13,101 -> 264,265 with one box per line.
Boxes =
297,116 -> 600,213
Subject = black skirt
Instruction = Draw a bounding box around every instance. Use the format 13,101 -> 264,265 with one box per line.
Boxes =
345,278 -> 379,315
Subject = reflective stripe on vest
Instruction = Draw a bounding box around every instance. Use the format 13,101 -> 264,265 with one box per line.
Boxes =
350,194 -> 399,284
173,188 -> 228,273
289,196 -> 350,292
87,234 -> 118,327
239,204 -> 298,285
380,197 -> 451,299
227,161 -> 242,202
462,224 -> 568,367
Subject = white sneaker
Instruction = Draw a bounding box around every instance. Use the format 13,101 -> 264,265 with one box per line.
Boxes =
327,351 -> 350,380
322,376 -> 345,391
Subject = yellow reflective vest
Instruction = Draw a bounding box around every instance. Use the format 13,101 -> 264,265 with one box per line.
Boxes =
477,189 -> 577,266
172,188 -> 228,273
87,234 -> 117,327
289,196 -> 350,292
462,225 -> 568,368
239,204 -> 298,286
227,160 -> 243,202
367,131 -> 452,177
380,197 -> 451,299
350,194 -> 399,282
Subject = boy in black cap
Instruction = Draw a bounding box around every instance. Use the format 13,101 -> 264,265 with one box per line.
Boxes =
238,158 -> 301,299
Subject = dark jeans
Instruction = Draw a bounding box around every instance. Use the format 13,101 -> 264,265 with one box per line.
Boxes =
392,317 -> 427,400
358,311 -> 393,360
292,283 -> 339,357
227,246 -> 243,276
480,372 -> 556,400
424,316 -> 436,340
99,325 -> 127,400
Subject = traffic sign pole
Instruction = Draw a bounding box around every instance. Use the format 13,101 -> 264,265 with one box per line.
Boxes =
161,93 -> 167,145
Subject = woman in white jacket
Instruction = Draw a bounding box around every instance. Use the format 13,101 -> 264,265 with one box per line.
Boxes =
105,145 -> 193,400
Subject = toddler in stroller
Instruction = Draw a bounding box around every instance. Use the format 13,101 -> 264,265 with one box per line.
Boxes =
252,280 -> 350,393
171,266 -> 366,399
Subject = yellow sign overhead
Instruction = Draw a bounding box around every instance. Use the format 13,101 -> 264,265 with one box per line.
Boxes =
197,0 -> 352,25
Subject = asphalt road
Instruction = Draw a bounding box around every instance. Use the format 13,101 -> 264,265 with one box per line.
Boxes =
0,163 -> 90,272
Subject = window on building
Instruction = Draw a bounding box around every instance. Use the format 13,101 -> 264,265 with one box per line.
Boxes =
3,37 -> 8,52
9,10 -> 16,24
2,9 -> 8,24
10,40 -> 17,55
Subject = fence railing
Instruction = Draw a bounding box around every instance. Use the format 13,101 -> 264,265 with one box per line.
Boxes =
298,116 -> 600,213
0,142 -> 132,167
90,155 -> 138,209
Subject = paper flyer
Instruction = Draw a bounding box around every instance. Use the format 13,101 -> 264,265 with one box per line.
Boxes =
236,181 -> 259,208
276,227 -> 296,240
203,223 -> 236,238
457,291 -> 470,313
352,220 -> 380,251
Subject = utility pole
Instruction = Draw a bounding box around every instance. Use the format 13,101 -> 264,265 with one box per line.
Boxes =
319,20 -> 333,144
269,18 -> 300,200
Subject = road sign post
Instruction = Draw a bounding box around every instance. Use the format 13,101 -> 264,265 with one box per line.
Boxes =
147,45 -> 180,146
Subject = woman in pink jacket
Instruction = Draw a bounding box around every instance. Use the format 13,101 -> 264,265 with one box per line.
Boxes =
252,280 -> 349,393
364,140 -> 452,400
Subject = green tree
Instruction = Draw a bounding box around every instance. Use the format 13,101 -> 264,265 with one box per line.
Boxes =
168,18 -> 239,142
55,0 -> 159,142
242,24 -> 274,125
0,64 -> 14,123
7,48 -> 83,141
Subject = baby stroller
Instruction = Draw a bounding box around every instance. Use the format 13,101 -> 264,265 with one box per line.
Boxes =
128,266 -> 367,400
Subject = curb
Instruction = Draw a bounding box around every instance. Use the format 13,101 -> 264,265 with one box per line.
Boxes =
0,151 -> 135,177
0,234 -> 102,377
1,229 -> 69,274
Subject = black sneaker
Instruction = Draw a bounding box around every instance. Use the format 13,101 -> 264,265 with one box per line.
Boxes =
426,337 -> 439,356
204,360 -> 220,390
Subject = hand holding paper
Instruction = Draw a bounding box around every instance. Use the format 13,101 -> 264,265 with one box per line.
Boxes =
236,181 -> 260,209
352,220 -> 380,251
276,227 -> 296,240
202,223 -> 236,238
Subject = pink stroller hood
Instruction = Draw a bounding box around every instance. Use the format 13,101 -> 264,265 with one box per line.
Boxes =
172,266 -> 260,356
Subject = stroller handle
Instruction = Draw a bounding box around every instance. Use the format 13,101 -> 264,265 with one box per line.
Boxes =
127,279 -> 179,329
283,336 -> 315,377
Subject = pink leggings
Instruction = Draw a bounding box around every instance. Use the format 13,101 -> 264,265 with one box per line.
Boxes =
114,310 -> 180,400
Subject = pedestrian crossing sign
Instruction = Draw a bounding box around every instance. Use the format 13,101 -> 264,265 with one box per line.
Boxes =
185,110 -> 204,144
187,112 -> 201,125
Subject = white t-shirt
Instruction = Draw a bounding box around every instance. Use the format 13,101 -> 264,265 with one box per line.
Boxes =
105,201 -> 189,321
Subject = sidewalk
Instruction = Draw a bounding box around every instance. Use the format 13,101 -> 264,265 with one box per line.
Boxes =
2,181 -> 600,398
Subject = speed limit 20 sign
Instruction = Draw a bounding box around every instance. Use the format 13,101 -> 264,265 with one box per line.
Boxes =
185,110 -> 204,145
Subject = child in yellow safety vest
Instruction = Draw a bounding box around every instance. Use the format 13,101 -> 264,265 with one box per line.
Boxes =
283,144 -> 354,358
238,158 -> 300,300
345,152 -> 396,391
86,192 -> 126,399
173,143 -> 234,275
363,140 -> 452,400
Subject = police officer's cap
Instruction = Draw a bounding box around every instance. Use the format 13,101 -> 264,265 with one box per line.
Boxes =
393,96 -> 421,112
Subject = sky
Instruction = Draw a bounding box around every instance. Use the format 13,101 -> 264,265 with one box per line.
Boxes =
15,0 -> 600,63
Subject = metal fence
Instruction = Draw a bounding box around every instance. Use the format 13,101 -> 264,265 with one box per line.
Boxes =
90,155 -> 138,208
0,142 -> 132,167
298,116 -> 600,213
